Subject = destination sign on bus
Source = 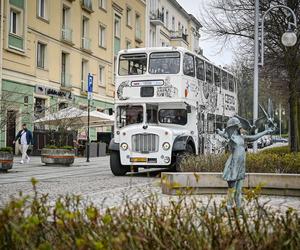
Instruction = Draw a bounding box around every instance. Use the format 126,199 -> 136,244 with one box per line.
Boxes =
131,80 -> 164,87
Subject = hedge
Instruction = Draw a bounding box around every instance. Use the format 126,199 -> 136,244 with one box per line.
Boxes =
0,179 -> 299,250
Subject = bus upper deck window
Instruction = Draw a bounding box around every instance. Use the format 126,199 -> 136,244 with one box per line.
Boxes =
118,53 -> 147,76
221,71 -> 228,90
183,53 -> 195,77
149,52 -> 180,74
205,63 -> 213,84
214,67 -> 221,87
196,58 -> 205,81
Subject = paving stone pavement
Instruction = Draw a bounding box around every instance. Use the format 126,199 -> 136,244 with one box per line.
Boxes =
0,155 -> 300,213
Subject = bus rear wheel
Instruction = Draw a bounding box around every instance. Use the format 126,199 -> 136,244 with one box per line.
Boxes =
175,144 -> 194,172
110,151 -> 129,176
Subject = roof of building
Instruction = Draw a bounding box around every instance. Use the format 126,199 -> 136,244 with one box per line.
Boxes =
168,0 -> 202,28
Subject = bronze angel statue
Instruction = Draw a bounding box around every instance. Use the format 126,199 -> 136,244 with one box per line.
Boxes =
216,104 -> 276,208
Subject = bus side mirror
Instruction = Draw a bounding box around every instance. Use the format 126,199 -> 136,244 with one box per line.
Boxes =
186,105 -> 191,113
108,108 -> 113,115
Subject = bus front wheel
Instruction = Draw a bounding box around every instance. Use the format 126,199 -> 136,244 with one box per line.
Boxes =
110,151 -> 129,176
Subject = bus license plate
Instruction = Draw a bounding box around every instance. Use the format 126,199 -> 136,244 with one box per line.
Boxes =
130,157 -> 147,163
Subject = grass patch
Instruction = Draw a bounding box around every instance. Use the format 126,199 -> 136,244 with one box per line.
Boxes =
0,179 -> 299,249
180,146 -> 300,173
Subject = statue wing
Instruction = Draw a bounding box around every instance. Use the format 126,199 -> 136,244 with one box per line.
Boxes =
233,114 -> 252,131
254,116 -> 267,129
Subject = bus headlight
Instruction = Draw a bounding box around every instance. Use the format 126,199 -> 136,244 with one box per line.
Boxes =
121,143 -> 128,151
162,142 -> 170,151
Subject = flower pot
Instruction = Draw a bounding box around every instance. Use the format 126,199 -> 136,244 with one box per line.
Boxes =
41,148 -> 75,166
0,151 -> 13,172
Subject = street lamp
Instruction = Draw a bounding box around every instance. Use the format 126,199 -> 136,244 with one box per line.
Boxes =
275,104 -> 285,138
281,30 -> 297,47
253,1 -> 297,152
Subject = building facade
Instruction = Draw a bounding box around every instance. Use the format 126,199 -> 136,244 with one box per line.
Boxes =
146,0 -> 202,53
0,0 -> 146,148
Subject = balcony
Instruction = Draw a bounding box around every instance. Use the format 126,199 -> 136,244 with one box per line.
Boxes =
81,37 -> 91,52
8,33 -> 24,51
170,30 -> 188,43
61,27 -> 73,44
81,0 -> 93,13
150,10 -> 164,26
61,73 -> 72,89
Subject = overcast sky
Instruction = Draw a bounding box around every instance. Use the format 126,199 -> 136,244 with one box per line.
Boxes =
176,0 -> 234,66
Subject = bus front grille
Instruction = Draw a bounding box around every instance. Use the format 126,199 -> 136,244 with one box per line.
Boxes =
132,134 -> 159,153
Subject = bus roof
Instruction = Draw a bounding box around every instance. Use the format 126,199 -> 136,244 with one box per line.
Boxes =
118,47 -> 235,76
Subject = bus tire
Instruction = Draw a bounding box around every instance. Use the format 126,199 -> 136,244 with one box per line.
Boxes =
175,143 -> 194,172
110,151 -> 129,176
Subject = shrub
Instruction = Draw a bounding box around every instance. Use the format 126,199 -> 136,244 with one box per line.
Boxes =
0,147 -> 13,153
59,145 -> 74,150
0,179 -> 300,250
180,148 -> 300,173
44,145 -> 74,150
44,145 -> 58,149
260,146 -> 290,155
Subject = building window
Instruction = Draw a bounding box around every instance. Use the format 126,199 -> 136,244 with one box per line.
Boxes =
135,13 -> 141,40
178,22 -> 181,31
165,11 -> 169,28
62,6 -> 72,42
37,0 -> 48,20
99,65 -> 105,85
37,42 -> 46,69
126,40 -> 131,49
61,52 -> 70,87
59,102 -> 68,110
98,25 -> 106,48
114,15 -> 121,39
81,60 -> 88,91
126,7 -> 132,27
99,0 -> 106,10
114,15 -> 121,55
9,10 -> 19,34
34,98 -> 46,119
172,16 -> 175,31
82,17 -> 90,50
161,7 -> 164,22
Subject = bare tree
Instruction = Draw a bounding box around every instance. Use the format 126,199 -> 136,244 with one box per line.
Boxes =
200,0 -> 300,151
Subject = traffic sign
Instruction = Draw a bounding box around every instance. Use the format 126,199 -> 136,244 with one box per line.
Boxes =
87,73 -> 93,100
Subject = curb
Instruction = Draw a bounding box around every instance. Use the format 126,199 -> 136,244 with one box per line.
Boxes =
161,172 -> 300,196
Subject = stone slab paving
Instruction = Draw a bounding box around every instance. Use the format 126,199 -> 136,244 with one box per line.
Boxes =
0,153 -> 299,213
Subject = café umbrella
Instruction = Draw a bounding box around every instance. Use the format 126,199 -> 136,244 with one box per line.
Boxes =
34,107 -> 114,127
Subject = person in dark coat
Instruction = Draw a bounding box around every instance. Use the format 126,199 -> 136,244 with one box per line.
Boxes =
13,123 -> 33,164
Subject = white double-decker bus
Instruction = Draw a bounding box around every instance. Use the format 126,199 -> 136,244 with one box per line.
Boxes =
109,47 -> 238,176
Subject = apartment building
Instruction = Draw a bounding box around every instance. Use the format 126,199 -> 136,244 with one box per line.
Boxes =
0,0 -> 146,148
146,0 -> 202,53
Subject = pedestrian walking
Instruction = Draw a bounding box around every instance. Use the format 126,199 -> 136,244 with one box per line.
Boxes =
13,123 -> 33,164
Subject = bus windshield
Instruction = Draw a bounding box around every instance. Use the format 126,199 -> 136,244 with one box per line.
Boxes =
116,105 -> 143,128
118,54 -> 147,76
149,52 -> 180,74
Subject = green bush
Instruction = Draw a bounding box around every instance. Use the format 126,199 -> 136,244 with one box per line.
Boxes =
59,145 -> 74,150
0,147 -> 13,153
180,147 -> 300,173
0,179 -> 300,250
260,146 -> 290,155
44,145 -> 74,150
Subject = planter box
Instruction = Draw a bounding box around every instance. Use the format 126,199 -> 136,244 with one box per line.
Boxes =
0,151 -> 13,172
41,148 -> 75,166
161,172 -> 300,197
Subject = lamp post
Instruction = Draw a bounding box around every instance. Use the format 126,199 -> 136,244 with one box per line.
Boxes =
275,103 -> 285,138
253,1 -> 297,152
